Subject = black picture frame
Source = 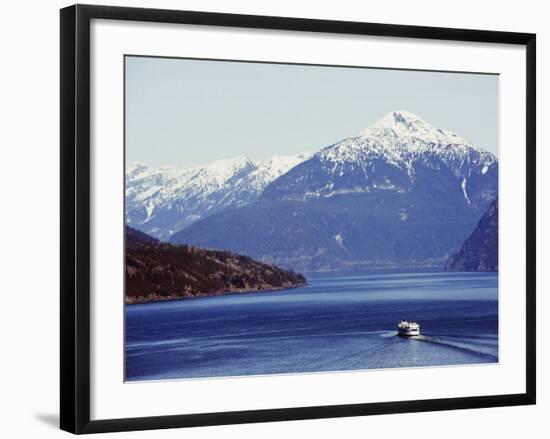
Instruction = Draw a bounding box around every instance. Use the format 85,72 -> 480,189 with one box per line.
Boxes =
60,4 -> 536,434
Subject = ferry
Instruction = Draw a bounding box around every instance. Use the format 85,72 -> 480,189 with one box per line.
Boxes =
397,320 -> 420,337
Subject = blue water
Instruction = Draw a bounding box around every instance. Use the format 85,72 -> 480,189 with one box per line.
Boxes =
125,271 -> 498,381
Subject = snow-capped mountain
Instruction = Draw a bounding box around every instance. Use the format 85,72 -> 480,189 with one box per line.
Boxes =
172,111 -> 498,271
126,152 -> 311,240
262,110 -> 497,205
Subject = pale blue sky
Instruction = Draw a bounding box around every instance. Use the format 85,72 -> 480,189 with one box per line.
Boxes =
125,56 -> 498,167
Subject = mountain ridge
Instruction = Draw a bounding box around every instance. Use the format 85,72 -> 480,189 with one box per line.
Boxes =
172,111 -> 498,271
126,152 -> 311,240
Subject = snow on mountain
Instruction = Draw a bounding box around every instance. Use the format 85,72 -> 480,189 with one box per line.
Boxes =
264,111 -> 497,205
363,110 -> 470,147
175,111 -> 499,271
321,110 -> 495,174
126,152 -> 311,240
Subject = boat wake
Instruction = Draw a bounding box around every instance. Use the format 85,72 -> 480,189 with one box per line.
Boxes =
410,334 -> 498,361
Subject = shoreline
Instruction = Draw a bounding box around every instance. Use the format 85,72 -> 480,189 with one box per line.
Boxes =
125,281 -> 308,305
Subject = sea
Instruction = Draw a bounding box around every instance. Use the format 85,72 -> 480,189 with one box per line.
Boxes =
125,270 -> 498,381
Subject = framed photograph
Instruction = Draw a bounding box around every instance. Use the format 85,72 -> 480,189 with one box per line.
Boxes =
60,4 -> 536,434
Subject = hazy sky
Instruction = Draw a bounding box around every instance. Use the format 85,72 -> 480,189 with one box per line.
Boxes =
125,56 -> 498,167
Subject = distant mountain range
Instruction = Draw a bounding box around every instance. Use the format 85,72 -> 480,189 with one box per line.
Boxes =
126,226 -> 306,303
445,198 -> 498,272
170,111 -> 498,271
126,153 -> 311,240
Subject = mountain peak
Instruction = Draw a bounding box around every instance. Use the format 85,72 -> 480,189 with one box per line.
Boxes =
205,156 -> 256,177
372,110 -> 426,129
360,110 -> 469,147
127,161 -> 148,171
366,110 -> 439,134
126,162 -> 150,180
208,156 -> 254,167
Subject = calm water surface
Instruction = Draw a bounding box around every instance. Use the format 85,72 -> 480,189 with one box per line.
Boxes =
125,271 -> 498,381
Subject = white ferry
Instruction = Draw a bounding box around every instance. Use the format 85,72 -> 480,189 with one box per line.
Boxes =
397,320 -> 420,337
